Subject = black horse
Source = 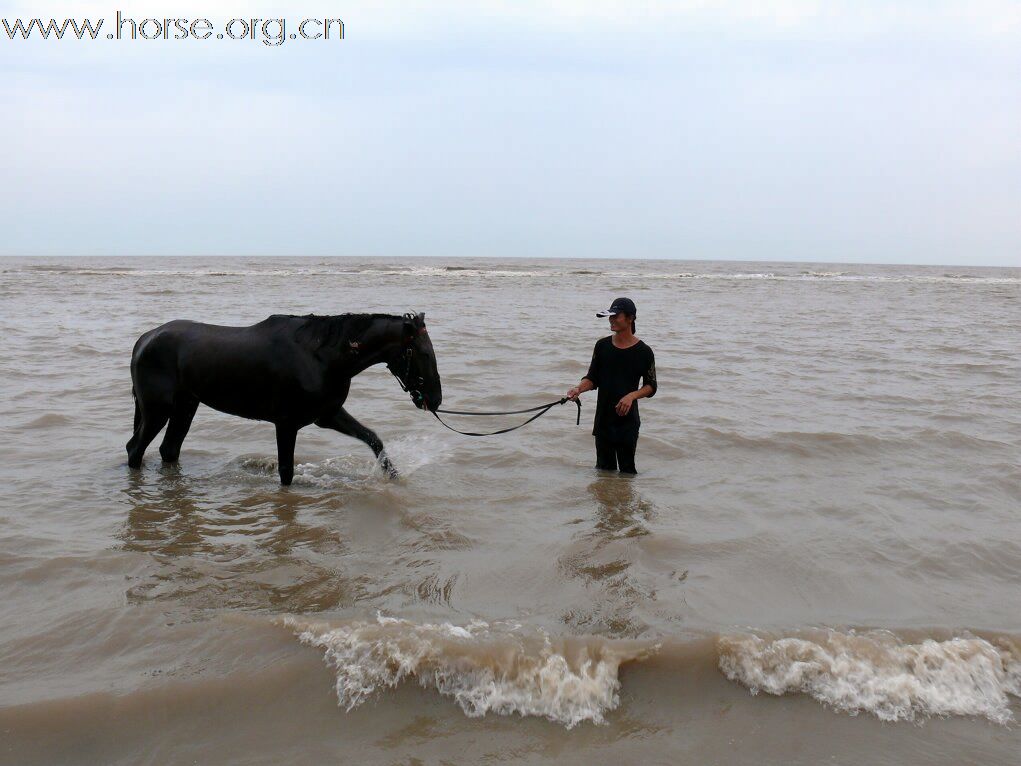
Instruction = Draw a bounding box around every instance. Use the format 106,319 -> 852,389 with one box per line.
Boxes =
126,312 -> 441,485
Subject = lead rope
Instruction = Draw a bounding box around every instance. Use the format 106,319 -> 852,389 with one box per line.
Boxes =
388,346 -> 582,436
424,396 -> 582,437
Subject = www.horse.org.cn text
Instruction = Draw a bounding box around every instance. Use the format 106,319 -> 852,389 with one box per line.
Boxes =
2,12 -> 345,46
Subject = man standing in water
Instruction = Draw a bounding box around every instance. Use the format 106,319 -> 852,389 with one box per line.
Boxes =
566,297 -> 657,473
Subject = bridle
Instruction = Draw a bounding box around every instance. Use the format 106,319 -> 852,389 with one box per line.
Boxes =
388,325 -> 427,407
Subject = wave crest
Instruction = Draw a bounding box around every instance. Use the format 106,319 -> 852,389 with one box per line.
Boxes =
10,264 -> 1019,284
718,629 -> 1021,723
284,615 -> 656,728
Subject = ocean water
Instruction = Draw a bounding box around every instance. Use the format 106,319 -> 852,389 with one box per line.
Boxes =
0,256 -> 1018,765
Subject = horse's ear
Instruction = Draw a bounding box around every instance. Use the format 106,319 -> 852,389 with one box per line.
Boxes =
417,312 -> 426,326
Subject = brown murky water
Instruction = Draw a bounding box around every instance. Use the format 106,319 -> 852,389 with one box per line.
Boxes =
1,256 -> 1019,765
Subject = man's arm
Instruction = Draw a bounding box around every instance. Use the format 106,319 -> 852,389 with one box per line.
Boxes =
615,384 -> 654,415
566,377 -> 595,401
567,342 -> 601,400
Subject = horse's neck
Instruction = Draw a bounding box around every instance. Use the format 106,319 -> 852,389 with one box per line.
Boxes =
334,316 -> 403,375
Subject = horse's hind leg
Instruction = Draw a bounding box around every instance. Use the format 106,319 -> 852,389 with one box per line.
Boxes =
160,396 -> 199,463
126,395 -> 142,454
127,399 -> 171,469
276,424 -> 297,486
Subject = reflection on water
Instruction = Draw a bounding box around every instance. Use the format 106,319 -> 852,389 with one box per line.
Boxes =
587,475 -> 655,541
119,468 -> 362,612
559,475 -> 659,637
118,466 -> 471,615
121,467 -> 349,558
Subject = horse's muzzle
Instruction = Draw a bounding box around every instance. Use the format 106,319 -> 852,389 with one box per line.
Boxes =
416,391 -> 440,412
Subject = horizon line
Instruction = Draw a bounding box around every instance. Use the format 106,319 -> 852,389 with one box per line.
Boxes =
1,253 -> 1018,269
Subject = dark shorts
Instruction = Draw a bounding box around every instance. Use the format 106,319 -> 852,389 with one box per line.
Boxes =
594,431 -> 639,474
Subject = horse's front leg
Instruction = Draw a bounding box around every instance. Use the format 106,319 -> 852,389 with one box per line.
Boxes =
315,407 -> 398,478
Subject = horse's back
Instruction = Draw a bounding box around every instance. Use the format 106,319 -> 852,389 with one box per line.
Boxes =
130,316 -> 315,420
132,318 -> 287,361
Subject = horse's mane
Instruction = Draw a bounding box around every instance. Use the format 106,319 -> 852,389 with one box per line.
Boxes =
286,313 -> 401,351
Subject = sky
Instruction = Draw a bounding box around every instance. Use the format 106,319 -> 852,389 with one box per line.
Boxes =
2,1 -> 1019,266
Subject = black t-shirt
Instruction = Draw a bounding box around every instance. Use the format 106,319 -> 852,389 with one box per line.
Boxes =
583,337 -> 657,438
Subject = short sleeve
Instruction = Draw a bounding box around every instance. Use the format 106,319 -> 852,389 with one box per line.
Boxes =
583,342 -> 600,387
643,348 -> 657,397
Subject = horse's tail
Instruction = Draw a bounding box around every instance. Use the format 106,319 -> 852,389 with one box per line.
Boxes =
129,326 -> 156,433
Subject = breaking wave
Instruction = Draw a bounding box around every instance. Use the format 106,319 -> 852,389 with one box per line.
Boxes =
285,618 -> 1021,727
718,629 -> 1021,723
8,263 -> 1019,284
284,615 -> 657,728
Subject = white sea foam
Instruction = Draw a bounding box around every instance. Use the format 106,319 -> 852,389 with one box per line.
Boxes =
284,615 -> 654,728
236,455 -> 280,475
233,433 -> 454,488
234,453 -> 384,488
12,265 -> 1020,283
289,455 -> 379,488
294,434 -> 454,487
718,629 -> 1021,723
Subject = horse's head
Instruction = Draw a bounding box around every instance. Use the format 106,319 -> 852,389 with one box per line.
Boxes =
386,312 -> 442,412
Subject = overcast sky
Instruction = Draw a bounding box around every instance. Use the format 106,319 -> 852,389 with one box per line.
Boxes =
3,1 -> 1019,265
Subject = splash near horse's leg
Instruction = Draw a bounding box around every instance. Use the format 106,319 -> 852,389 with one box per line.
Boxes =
375,449 -> 399,479
159,396 -> 199,463
314,407 -> 399,479
127,402 -> 171,469
276,424 -> 297,486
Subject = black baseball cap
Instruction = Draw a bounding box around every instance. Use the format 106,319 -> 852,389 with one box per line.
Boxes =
595,297 -> 636,318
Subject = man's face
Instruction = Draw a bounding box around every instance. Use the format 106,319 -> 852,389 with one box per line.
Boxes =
608,313 -> 631,333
